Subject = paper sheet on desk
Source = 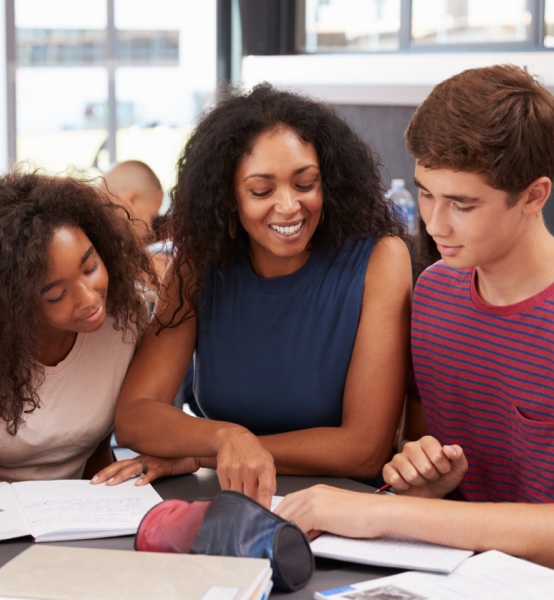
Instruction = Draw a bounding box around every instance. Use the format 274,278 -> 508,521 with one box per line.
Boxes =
314,550 -> 554,600
310,533 -> 473,574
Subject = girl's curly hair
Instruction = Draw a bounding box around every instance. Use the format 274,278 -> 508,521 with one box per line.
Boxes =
0,168 -> 158,435
164,82 -> 410,327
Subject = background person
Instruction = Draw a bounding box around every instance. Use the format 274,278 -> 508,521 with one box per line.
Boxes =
275,64 -> 554,569
98,83 -> 414,508
102,159 -> 163,240
103,160 -> 170,283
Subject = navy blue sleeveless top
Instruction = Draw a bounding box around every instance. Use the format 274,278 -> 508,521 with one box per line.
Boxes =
195,237 -> 377,435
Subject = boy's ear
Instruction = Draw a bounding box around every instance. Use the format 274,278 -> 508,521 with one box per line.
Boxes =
126,191 -> 139,207
522,176 -> 552,215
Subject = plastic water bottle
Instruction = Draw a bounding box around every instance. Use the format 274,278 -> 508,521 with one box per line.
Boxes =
386,178 -> 418,236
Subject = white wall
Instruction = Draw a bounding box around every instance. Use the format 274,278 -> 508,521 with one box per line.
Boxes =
241,51 -> 554,106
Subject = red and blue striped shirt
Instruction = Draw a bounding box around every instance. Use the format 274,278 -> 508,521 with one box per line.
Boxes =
412,261 -> 554,502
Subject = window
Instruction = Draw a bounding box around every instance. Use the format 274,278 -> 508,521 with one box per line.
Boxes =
13,0 -> 217,194
15,0 -> 108,174
300,0 -> 552,51
412,0 -> 532,47
301,0 -> 401,52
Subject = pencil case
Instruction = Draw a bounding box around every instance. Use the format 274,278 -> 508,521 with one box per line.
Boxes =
135,489 -> 314,592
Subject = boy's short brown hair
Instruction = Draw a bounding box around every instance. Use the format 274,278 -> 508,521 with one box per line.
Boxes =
406,64 -> 554,201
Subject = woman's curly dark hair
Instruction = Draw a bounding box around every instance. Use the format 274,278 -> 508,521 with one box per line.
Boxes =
165,82 -> 410,327
0,168 -> 158,435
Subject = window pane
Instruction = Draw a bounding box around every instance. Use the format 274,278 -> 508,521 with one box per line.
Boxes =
546,0 -> 554,48
15,0 -> 108,173
16,0 -> 106,66
301,0 -> 401,52
412,0 -> 533,46
16,68 -> 108,173
106,0 -> 217,194
94,66 -> 205,190
115,0 -> 183,65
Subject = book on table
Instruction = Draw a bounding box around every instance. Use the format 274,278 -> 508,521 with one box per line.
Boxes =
0,545 -> 273,600
0,478 -> 162,542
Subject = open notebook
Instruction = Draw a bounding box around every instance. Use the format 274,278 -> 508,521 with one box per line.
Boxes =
0,478 -> 162,542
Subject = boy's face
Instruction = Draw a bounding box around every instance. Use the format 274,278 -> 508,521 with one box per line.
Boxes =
415,164 -> 524,271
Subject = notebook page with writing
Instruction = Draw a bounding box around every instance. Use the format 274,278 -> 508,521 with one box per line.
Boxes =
11,478 -> 163,542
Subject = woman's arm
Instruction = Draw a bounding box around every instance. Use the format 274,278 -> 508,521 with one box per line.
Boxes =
274,484 -> 554,569
257,236 -> 413,479
113,273 -> 276,508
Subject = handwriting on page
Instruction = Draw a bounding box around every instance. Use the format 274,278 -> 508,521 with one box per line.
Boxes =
22,497 -> 150,527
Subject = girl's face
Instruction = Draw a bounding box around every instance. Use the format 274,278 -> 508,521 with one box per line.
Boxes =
39,226 -> 109,336
233,126 -> 323,278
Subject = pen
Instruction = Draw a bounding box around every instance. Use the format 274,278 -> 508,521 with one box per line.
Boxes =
374,483 -> 392,494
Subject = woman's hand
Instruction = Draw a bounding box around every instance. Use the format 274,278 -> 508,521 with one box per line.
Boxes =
91,454 -> 200,486
214,428 -> 277,510
383,435 -> 468,498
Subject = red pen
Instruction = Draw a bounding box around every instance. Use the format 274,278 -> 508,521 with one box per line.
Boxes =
374,483 -> 392,494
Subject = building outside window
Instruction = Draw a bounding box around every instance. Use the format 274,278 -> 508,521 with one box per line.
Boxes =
302,0 -> 401,52
301,0 -> 552,51
412,0 -> 532,46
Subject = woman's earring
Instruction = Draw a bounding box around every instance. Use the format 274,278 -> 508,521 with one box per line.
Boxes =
228,214 -> 237,240
318,207 -> 325,226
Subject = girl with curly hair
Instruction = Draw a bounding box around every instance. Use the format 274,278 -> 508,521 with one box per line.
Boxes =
104,83 -> 413,508
0,168 -> 161,482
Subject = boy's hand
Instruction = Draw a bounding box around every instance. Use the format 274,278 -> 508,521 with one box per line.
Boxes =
274,485 -> 382,540
382,435 -> 468,498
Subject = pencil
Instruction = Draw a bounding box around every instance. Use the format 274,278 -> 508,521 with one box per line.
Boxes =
374,483 -> 392,494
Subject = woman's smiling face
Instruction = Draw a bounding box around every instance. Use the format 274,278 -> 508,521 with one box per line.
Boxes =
39,225 -> 109,335
234,126 -> 323,278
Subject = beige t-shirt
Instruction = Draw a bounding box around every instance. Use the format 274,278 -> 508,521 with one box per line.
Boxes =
0,317 -> 136,482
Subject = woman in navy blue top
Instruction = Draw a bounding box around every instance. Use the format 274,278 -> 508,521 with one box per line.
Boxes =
105,84 -> 413,508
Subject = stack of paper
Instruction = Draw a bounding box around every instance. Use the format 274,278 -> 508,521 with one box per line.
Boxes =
0,545 -> 272,600
314,550 -> 554,599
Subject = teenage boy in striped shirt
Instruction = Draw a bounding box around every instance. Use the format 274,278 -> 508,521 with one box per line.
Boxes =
275,63 -> 554,568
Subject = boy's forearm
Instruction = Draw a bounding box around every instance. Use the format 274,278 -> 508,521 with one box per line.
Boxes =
371,495 -> 554,568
